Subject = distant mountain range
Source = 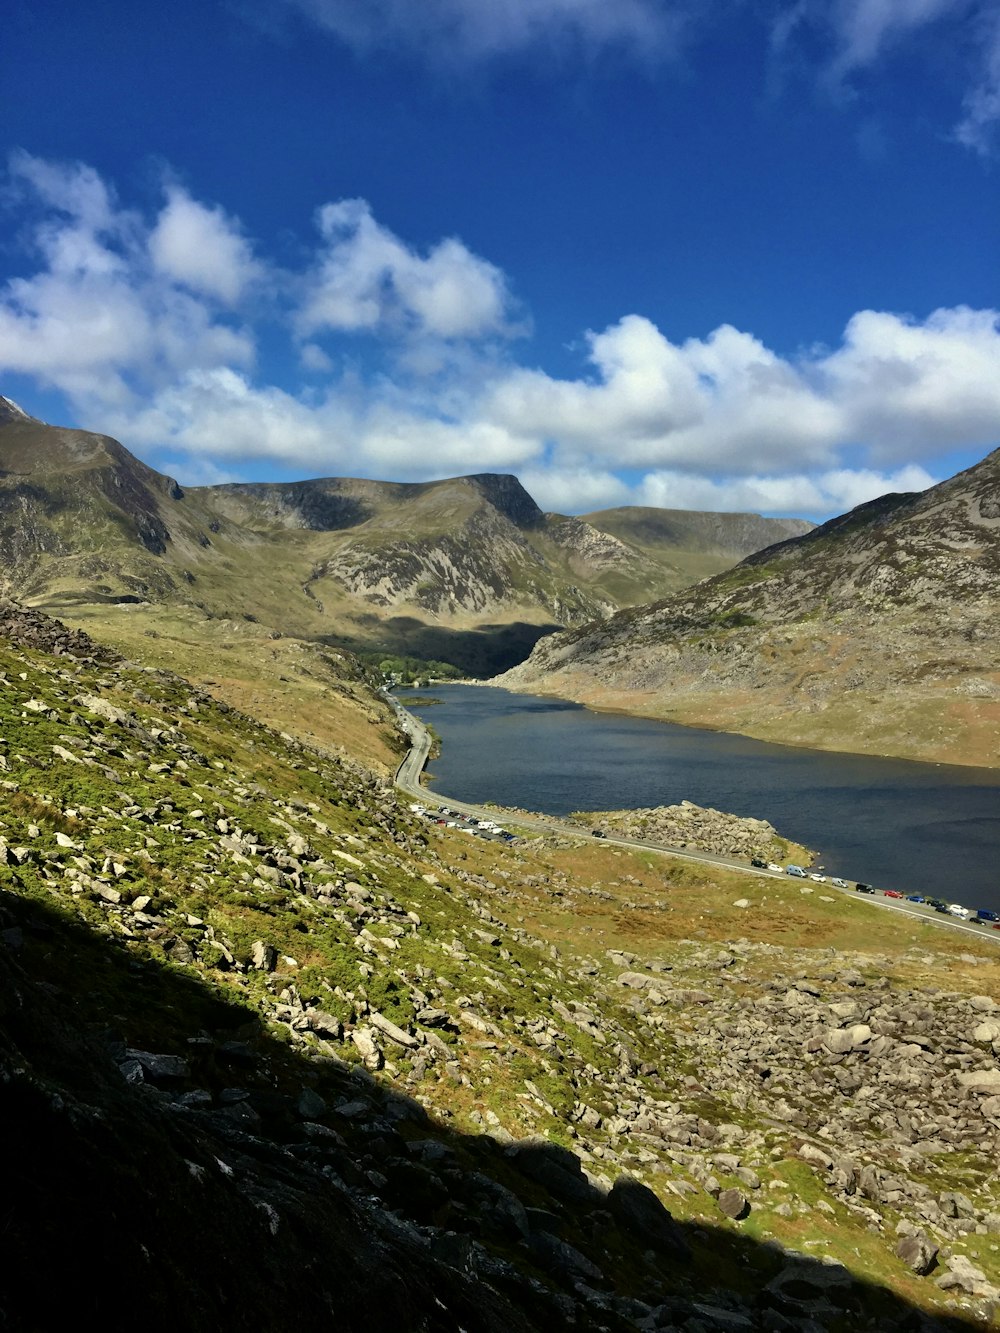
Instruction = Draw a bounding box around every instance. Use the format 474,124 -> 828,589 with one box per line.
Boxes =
498,446 -> 1000,766
0,397 -> 810,674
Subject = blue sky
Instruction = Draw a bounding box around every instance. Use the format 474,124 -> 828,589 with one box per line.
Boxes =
1,0 -> 998,518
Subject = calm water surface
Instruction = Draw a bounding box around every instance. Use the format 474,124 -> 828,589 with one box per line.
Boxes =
403,684 -> 1000,912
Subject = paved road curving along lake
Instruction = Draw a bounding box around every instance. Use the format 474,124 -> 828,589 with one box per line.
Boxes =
399,683 -> 1000,913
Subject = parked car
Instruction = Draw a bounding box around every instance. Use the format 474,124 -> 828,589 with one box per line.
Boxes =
906,894 -> 925,903
975,908 -> 999,922
750,857 -> 767,868
948,904 -> 970,918
591,829 -> 606,838
883,889 -> 904,899
767,863 -> 782,873
809,873 -> 826,882
786,865 -> 807,877
933,902 -> 950,913
830,877 -> 847,888
855,883 -> 875,894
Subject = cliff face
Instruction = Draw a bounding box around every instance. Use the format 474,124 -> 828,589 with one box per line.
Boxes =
0,405 -> 809,673
497,448 -> 1000,767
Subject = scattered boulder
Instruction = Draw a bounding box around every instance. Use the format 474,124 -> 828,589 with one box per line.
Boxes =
895,1231 -> 938,1275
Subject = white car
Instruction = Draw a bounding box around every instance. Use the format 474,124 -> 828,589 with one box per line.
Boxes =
767,862 -> 782,873
809,873 -> 826,883
948,904 -> 971,918
830,877 -> 847,888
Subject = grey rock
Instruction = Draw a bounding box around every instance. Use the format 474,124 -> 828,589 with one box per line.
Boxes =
717,1188 -> 749,1220
895,1231 -> 938,1274
297,1088 -> 327,1119
251,939 -> 278,971
123,1049 -> 190,1084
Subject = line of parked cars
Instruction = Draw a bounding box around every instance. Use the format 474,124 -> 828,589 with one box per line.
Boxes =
852,884 -> 1000,927
409,803 -> 516,843
749,855 -> 1000,929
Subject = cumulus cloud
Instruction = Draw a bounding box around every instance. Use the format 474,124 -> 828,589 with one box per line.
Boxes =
0,154 -> 255,413
2,154 -> 999,522
283,0 -> 680,65
297,198 -> 516,342
149,187 -> 261,304
481,307 -> 1000,478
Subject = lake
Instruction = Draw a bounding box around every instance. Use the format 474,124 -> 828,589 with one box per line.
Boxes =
401,683 -> 1000,913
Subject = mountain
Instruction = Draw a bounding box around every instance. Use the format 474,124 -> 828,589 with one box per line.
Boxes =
0,406 -> 810,676
1,599 -> 995,1329
497,448 -> 1000,767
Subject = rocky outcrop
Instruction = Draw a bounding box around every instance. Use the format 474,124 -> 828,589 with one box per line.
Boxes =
578,800 -> 804,862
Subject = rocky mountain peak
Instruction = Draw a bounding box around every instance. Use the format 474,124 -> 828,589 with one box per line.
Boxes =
0,395 -> 33,424
462,473 -> 545,529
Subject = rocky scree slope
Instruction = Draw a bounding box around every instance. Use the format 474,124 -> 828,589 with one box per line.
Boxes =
498,448 -> 1000,766
0,402 -> 808,674
1,601 -> 999,1329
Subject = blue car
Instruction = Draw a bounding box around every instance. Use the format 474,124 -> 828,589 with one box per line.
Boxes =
906,894 -> 925,904
975,908 -> 999,922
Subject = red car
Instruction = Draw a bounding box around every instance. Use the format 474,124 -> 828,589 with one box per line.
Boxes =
883,890 -> 904,898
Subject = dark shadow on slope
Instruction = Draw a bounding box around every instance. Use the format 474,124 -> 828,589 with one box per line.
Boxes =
0,889 -> 983,1333
321,618 -> 562,676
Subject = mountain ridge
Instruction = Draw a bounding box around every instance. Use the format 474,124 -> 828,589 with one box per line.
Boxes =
0,405 -> 812,676
496,447 -> 1000,767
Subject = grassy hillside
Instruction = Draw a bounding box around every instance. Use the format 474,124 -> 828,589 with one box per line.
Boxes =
1,600 -> 998,1329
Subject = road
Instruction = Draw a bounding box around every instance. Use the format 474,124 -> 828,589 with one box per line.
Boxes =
387,693 -> 1000,948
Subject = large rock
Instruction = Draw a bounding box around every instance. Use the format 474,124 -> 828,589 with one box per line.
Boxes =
935,1254 -> 1000,1299
957,1068 -> 1000,1095
717,1188 -> 749,1220
895,1232 -> 938,1275
796,1143 -> 834,1171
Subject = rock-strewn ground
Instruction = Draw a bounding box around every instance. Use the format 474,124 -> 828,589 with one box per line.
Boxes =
1,602 -> 998,1331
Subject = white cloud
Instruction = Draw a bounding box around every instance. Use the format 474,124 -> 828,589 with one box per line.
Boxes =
822,0 -> 965,80
2,155 -> 998,525
774,0 -> 1000,152
149,187 -> 260,304
284,0 -> 679,65
632,463 -> 936,514
518,466 -> 631,513
0,154 -> 255,414
297,198 -> 515,342
299,342 -> 334,372
955,5 -> 1000,152
822,306 -> 1000,457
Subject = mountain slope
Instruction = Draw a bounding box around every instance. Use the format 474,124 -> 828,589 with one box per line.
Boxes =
0,406 -> 810,678
497,449 -> 1000,767
1,599 -> 997,1329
